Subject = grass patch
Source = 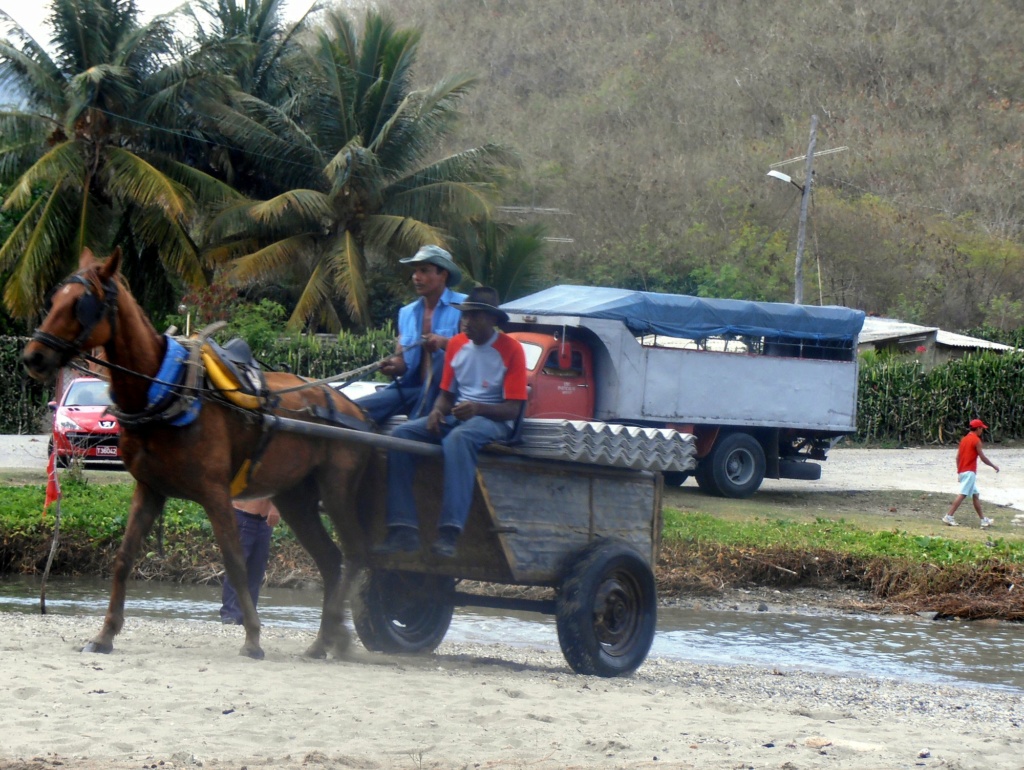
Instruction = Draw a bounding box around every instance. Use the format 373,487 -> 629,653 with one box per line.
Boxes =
660,506 -> 1024,620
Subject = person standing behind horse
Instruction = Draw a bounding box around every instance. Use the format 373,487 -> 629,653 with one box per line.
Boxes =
220,498 -> 280,625
943,418 -> 1000,528
373,287 -> 528,559
356,246 -> 467,425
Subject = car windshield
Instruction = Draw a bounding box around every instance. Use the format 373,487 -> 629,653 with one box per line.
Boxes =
64,381 -> 114,407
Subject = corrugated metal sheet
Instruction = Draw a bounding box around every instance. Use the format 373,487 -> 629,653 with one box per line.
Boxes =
935,330 -> 1014,351
859,317 -> 1015,351
515,419 -> 696,473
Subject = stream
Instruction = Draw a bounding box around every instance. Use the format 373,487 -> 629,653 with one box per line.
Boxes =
1,575 -> 1021,693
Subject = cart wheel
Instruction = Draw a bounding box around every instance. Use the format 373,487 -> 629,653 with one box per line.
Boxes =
353,570 -> 455,654
555,539 -> 657,677
707,432 -> 765,498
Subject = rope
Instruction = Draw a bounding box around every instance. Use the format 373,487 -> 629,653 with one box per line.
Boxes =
67,338 -> 422,399
272,339 -> 424,395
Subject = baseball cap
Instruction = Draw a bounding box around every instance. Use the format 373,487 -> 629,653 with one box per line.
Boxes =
969,419 -> 989,430
399,245 -> 462,287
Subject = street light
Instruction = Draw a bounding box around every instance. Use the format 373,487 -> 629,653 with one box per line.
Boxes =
178,303 -> 190,336
765,169 -> 803,191
767,114 -> 819,304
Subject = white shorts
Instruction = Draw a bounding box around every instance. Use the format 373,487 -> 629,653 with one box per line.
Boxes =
957,471 -> 980,497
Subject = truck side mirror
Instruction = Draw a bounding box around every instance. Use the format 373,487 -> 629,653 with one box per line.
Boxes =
557,343 -> 572,370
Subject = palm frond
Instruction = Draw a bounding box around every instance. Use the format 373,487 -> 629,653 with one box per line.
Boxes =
147,155 -> 243,206
249,189 -> 334,227
103,146 -> 191,219
0,33 -> 65,111
130,206 -> 207,288
3,141 -> 85,212
0,111 -> 52,181
387,180 -> 498,224
362,214 -> 446,263
196,95 -> 323,191
1,180 -> 80,317
326,228 -> 369,324
227,233 -> 315,285
288,260 -> 341,332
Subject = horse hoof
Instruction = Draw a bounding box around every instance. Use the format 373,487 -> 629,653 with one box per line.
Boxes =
240,645 -> 265,660
81,640 -> 113,654
303,641 -> 327,659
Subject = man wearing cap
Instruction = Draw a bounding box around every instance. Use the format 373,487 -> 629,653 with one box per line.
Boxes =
355,245 -> 467,424
374,286 -> 528,558
943,418 -> 1000,528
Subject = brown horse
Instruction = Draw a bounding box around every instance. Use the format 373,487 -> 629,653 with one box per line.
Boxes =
23,247 -> 374,659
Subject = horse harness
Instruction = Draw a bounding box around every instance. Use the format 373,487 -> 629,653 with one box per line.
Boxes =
33,272 -> 119,364
33,274 -> 375,495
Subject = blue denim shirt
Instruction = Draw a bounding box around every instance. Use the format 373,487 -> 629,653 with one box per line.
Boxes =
396,287 -> 467,386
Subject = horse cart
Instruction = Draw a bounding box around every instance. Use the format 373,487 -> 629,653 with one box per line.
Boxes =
271,415 -> 664,677
23,249 -> 692,677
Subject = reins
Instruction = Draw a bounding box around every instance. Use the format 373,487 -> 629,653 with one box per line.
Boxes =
33,267 -> 423,401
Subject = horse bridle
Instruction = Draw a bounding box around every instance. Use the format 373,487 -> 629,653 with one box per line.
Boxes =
32,272 -> 119,363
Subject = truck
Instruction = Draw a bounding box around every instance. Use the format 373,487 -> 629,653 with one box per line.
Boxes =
501,285 -> 865,498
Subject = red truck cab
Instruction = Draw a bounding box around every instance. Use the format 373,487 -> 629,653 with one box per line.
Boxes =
509,331 -> 595,420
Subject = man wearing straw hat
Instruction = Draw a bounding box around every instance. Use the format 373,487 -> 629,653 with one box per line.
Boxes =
374,286 -> 528,559
355,245 -> 467,424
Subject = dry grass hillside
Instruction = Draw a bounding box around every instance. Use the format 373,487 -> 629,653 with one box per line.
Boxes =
375,0 -> 1024,327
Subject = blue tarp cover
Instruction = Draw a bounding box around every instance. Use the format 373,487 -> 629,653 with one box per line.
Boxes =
501,285 -> 865,343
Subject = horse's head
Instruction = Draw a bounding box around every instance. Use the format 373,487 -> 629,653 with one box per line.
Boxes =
23,247 -> 123,381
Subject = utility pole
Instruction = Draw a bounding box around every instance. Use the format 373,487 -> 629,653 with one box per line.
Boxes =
794,115 -> 818,305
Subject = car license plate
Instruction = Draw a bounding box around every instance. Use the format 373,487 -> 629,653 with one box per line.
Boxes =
95,445 -> 119,457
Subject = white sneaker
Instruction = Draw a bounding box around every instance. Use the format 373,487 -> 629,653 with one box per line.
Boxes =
943,514 -> 958,526
980,517 -> 994,528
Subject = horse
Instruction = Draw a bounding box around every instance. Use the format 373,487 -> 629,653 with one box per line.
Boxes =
23,247 -> 375,660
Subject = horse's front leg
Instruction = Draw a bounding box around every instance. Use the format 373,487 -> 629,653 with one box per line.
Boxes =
207,497 -> 265,660
274,481 -> 347,659
84,483 -> 166,654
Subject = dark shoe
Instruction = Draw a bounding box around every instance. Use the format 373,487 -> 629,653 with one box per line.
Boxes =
372,526 -> 420,555
431,526 -> 461,558
221,616 -> 243,626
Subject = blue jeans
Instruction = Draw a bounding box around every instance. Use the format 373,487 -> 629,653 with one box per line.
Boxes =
220,509 -> 273,623
387,415 -> 510,531
355,354 -> 445,424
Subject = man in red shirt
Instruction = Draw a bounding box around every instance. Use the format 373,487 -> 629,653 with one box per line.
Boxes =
375,286 -> 528,558
943,419 -> 1000,528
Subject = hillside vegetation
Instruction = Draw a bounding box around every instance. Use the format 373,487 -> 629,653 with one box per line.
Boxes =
378,0 -> 1024,328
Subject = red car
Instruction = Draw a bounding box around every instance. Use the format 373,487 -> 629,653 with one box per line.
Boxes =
49,377 -> 122,467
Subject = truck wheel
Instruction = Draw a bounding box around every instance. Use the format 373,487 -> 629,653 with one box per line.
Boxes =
556,539 -> 657,677
353,570 -> 455,654
708,432 -> 766,498
693,460 -> 720,495
662,471 -> 689,487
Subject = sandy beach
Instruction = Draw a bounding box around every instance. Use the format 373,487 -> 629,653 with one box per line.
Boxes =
1,610 -> 1021,770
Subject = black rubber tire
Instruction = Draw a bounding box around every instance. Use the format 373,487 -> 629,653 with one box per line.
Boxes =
352,570 -> 455,654
661,471 -> 689,487
707,432 -> 766,498
555,539 -> 657,677
693,458 -> 720,495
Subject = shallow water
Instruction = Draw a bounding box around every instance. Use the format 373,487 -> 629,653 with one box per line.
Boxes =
2,576 -> 1021,693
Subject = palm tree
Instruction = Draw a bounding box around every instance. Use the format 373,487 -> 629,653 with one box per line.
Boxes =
181,0 -> 317,197
454,219 -> 549,302
204,9 -> 516,330
0,0 -> 238,320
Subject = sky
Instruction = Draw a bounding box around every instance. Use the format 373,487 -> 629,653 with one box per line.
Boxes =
3,1 -> 317,49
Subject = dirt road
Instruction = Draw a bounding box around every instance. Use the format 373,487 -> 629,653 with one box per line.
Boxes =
764,445 -> 1024,521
